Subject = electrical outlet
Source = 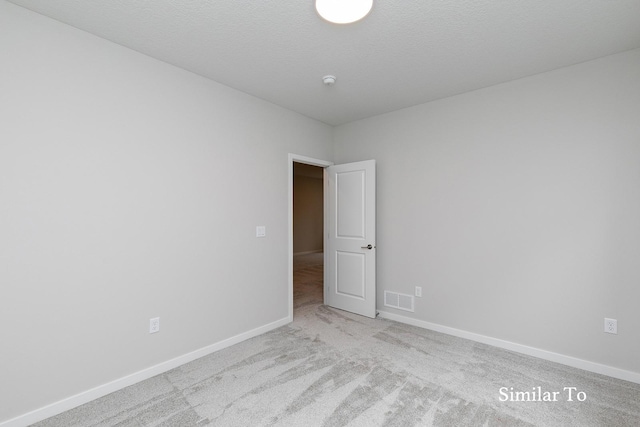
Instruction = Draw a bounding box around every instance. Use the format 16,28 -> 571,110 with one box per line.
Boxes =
149,317 -> 160,334
415,286 -> 422,297
604,318 -> 617,334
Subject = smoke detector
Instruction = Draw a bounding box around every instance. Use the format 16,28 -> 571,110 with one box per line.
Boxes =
323,75 -> 337,86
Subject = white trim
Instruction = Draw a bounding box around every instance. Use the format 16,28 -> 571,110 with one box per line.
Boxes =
293,250 -> 323,256
288,153 -> 333,322
0,316 -> 291,427
378,310 -> 640,385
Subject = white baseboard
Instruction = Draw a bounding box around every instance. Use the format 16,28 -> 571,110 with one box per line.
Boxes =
293,250 -> 323,256
377,310 -> 640,385
1,316 -> 291,427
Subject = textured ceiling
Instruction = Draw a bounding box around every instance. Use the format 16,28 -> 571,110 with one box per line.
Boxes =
8,0 -> 640,125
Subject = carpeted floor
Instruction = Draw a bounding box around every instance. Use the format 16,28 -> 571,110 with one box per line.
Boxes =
35,253 -> 640,426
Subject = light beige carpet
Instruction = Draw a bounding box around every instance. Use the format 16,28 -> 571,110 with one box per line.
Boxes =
35,253 -> 640,426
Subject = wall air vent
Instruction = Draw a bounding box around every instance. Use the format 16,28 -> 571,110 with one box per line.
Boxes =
384,291 -> 415,312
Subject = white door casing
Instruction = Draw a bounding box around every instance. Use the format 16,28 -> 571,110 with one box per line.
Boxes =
325,160 -> 376,318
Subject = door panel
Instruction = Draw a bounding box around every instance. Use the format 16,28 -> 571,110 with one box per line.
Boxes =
325,160 -> 376,318
336,251 -> 366,299
336,170 -> 366,238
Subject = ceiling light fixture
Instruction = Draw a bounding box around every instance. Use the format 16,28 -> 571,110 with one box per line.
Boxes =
315,0 -> 373,24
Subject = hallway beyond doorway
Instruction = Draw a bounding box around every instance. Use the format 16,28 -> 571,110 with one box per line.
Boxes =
293,252 -> 323,311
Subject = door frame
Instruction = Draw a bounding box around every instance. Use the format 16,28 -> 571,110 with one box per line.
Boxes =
288,153 -> 333,321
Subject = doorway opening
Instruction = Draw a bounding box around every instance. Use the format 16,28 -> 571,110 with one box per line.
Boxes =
293,162 -> 324,312
288,154 -> 332,321
288,154 -> 376,320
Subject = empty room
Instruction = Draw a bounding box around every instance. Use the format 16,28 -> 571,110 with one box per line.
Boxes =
2,1 -> 640,426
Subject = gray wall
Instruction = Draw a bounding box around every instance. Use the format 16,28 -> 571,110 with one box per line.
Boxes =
0,2 -> 332,422
334,48 -> 640,375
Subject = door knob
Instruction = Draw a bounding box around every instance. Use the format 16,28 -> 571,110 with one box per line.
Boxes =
361,244 -> 375,250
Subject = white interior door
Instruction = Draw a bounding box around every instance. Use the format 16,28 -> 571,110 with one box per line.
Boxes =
325,160 -> 376,318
